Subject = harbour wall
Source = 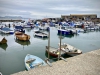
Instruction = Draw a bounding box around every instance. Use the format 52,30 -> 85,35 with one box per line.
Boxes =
12,49 -> 100,75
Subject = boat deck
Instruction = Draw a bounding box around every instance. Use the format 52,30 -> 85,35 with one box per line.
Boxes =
34,32 -> 48,38
49,47 -> 65,55
59,43 -> 82,53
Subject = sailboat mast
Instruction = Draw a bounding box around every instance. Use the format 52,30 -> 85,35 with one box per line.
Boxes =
58,30 -> 62,60
48,27 -> 50,59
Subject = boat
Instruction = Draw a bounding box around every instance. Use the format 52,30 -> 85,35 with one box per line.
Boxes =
27,21 -> 34,25
15,31 -> 23,35
24,54 -> 47,71
38,26 -> 49,31
85,26 -> 100,31
14,25 -> 25,33
58,29 -> 74,35
34,31 -> 48,38
23,21 -> 34,28
58,43 -> 82,56
45,27 -> 67,62
0,27 -> 14,34
23,25 -> 34,28
46,27 -> 66,58
74,22 -> 82,28
15,34 -> 30,41
74,28 -> 85,33
46,46 -> 66,57
49,22 -> 55,27
21,20 -> 25,23
0,37 -> 7,44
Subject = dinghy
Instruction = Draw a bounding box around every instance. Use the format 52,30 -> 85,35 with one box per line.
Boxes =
25,54 -> 47,71
15,34 -> 30,41
0,37 -> 7,44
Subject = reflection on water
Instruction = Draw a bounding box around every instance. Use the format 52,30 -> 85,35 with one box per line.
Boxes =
0,43 -> 8,51
45,51 -> 71,62
15,39 -> 31,46
0,26 -> 100,75
57,33 -> 74,38
34,36 -> 48,40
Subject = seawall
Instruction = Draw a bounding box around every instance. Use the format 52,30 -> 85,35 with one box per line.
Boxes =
12,49 -> 100,75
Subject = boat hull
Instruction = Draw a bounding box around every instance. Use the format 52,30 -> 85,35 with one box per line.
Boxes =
0,37 -> 7,44
46,46 -> 66,58
15,31 -> 23,35
58,43 -> 82,56
23,25 -> 34,28
0,27 -> 14,34
46,50 -> 58,57
58,29 -> 74,35
25,54 -> 47,71
34,31 -> 48,38
15,34 -> 30,41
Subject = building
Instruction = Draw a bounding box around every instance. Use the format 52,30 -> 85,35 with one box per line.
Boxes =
61,14 -> 97,20
61,15 -> 70,19
70,14 -> 97,19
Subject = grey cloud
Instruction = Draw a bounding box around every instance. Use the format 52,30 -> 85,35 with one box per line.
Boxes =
0,0 -> 100,18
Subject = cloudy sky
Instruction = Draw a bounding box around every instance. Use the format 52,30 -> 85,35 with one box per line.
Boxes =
0,0 -> 100,19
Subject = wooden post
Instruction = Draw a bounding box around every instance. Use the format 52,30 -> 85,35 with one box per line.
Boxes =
48,27 -> 50,60
45,27 -> 52,67
58,30 -> 61,60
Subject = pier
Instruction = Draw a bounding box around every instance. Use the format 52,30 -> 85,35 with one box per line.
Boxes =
0,20 -> 22,22
12,49 -> 100,75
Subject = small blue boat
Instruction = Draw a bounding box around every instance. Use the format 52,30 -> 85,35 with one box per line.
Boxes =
15,26 -> 24,30
58,29 -> 74,35
0,27 -> 14,34
24,54 -> 47,71
14,26 -> 25,33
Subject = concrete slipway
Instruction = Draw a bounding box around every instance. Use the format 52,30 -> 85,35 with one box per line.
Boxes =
12,49 -> 100,75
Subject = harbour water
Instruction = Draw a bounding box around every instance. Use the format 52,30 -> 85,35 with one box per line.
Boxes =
0,23 -> 100,75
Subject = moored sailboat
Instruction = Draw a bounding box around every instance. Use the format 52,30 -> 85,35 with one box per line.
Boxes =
58,43 -> 82,56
